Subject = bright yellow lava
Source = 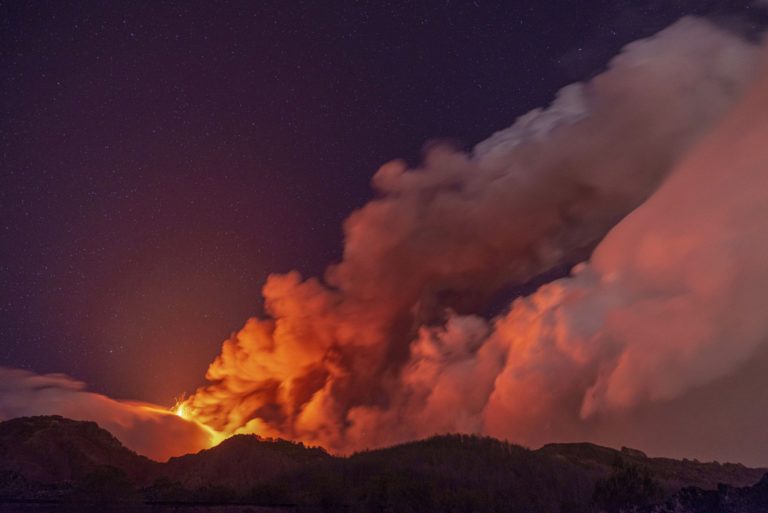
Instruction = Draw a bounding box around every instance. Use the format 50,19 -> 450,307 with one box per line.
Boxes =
173,401 -> 188,419
170,398 -> 227,448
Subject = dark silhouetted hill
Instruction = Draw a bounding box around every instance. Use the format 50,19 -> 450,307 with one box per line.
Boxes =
1,416 -> 766,512
159,433 -> 332,491
0,415 -> 155,483
640,473 -> 768,513
539,442 -> 764,494
0,416 -> 156,502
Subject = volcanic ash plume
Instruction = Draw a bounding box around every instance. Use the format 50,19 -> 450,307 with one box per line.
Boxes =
0,367 -> 216,461
413,45 -> 768,463
178,17 -> 766,457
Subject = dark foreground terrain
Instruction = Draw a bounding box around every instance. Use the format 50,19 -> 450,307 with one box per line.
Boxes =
0,416 -> 766,513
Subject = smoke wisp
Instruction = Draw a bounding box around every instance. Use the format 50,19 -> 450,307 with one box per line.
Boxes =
0,367 -> 216,461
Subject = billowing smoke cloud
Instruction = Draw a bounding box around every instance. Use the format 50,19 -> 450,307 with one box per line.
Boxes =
0,367 -> 215,461
370,44 -> 768,465
179,17 -> 768,462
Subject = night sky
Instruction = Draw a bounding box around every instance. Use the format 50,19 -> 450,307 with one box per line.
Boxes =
2,1 -> 764,406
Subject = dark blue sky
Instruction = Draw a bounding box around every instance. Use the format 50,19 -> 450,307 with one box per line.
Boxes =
1,0 -> 764,404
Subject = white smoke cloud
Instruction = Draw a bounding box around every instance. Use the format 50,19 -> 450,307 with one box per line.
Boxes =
352,18 -> 757,321
365,40 -> 768,465
581,52 -> 768,415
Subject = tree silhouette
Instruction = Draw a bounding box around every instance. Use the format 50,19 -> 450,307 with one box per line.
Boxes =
593,457 -> 662,513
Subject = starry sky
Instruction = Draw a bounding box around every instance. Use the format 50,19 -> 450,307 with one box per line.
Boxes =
1,0 -> 764,406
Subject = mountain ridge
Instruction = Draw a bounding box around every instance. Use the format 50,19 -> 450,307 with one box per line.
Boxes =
1,416 -> 765,512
